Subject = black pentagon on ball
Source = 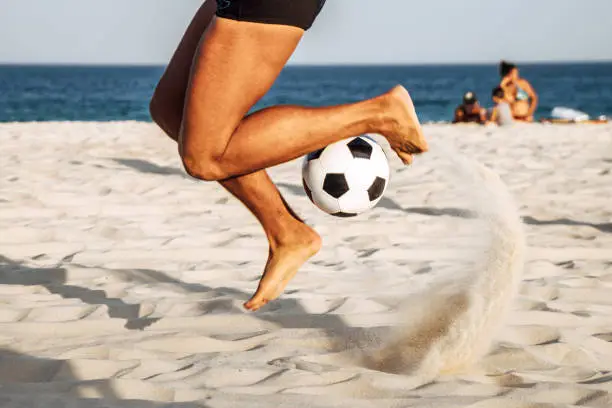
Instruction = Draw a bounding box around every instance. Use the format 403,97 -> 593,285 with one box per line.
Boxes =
332,212 -> 358,218
306,149 -> 323,161
323,173 -> 349,198
367,176 -> 387,201
347,137 -> 373,159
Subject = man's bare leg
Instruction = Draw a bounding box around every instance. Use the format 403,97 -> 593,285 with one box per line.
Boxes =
178,17 -> 426,309
152,5 -> 426,310
179,18 -> 427,182
150,1 -> 321,311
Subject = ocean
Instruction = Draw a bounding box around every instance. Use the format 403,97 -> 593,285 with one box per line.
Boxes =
0,63 -> 610,123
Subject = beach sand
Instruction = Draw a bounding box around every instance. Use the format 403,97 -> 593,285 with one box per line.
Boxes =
1,122 -> 611,407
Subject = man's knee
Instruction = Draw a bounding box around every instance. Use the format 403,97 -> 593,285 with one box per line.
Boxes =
180,149 -> 227,182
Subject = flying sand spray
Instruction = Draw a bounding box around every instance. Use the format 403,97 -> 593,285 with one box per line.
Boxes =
343,139 -> 526,384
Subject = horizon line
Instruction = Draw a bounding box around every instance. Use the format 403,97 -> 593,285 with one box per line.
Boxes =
1,59 -> 611,68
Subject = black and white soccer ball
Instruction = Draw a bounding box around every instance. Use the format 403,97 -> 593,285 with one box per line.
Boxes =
302,136 -> 390,217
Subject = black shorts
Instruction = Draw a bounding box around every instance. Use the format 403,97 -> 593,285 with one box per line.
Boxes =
215,0 -> 326,30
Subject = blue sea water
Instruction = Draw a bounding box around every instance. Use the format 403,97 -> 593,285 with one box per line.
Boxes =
0,63 -> 611,123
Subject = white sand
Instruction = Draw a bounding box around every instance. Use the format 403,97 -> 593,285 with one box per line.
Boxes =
1,122 -> 611,408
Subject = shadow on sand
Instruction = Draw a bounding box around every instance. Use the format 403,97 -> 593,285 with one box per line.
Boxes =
0,348 -> 210,408
0,255 -> 158,331
523,216 -> 612,234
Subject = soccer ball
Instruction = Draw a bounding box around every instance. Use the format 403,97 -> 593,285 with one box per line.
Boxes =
302,136 -> 390,217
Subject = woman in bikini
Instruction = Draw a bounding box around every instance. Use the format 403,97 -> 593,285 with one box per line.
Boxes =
499,60 -> 538,122
148,0 -> 428,311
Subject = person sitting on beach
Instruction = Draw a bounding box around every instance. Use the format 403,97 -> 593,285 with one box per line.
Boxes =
148,0 -> 428,311
499,60 -> 538,122
489,86 -> 514,126
453,92 -> 487,124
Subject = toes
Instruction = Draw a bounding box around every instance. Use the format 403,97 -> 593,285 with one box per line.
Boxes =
395,150 -> 413,165
418,134 -> 429,153
244,297 -> 269,312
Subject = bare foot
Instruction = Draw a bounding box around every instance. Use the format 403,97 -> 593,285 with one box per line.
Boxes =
244,224 -> 321,311
377,85 -> 428,164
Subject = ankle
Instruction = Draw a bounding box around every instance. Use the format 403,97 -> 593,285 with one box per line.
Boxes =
267,220 -> 320,251
364,93 -> 396,135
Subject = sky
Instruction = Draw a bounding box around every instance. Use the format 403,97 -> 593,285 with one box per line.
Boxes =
0,0 -> 611,65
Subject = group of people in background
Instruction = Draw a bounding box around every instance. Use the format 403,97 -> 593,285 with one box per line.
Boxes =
453,60 -> 538,126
